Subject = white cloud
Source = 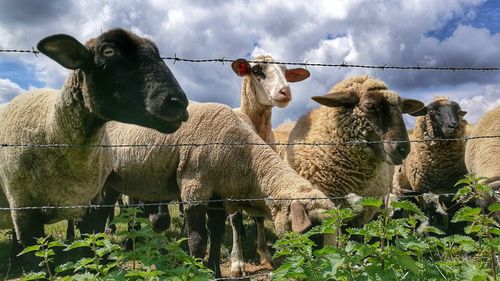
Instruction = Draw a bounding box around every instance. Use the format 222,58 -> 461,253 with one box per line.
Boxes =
0,78 -> 25,103
0,0 -> 499,126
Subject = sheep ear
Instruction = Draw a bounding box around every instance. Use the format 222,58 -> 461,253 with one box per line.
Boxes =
402,99 -> 426,116
231,59 -> 251,77
290,200 -> 312,233
459,110 -> 467,117
311,91 -> 359,108
37,34 -> 91,70
285,68 -> 310,82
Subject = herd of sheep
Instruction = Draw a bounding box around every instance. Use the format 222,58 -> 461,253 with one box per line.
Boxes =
0,28 -> 498,277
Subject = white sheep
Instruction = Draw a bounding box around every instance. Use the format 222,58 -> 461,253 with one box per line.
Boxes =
98,102 -> 334,277
277,76 -> 424,225
465,106 -> 500,221
228,55 -> 310,276
0,28 -> 189,247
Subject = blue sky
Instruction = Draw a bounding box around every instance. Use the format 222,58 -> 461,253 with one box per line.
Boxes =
1,0 -> 499,126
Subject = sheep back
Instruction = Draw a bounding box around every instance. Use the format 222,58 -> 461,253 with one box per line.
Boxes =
0,88 -> 112,222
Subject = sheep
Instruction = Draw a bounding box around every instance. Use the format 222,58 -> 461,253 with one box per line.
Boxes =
0,28 -> 189,248
279,76 -> 424,225
391,97 -> 468,231
93,102 -> 334,277
393,97 -> 468,194
228,55 -> 310,276
465,106 -> 500,222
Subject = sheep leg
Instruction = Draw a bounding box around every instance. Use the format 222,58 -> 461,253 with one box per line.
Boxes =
145,201 -> 171,232
185,205 -> 208,261
229,211 -> 245,277
11,209 -> 44,247
254,216 -> 273,267
206,202 -> 226,278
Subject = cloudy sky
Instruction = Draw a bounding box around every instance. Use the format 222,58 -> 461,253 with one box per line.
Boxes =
1,0 -> 500,127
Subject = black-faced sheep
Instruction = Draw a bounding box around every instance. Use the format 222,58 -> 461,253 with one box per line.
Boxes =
95,102 -> 334,277
276,75 -> 424,225
393,97 -> 468,194
392,97 -> 468,232
0,29 -> 188,247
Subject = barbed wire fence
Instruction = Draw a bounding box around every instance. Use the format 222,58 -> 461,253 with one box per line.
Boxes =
3,48 -> 500,71
1,48 -> 499,280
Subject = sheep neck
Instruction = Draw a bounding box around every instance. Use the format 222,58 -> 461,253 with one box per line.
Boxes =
240,76 -> 273,143
54,71 -> 106,143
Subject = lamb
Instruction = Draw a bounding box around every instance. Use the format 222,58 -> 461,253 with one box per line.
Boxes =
0,28 -> 189,247
278,76 -> 424,225
95,102 -> 334,277
228,55 -> 310,276
465,106 -> 500,222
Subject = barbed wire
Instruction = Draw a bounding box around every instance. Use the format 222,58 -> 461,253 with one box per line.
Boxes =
0,193 -> 457,212
2,48 -> 500,71
0,134 -> 497,149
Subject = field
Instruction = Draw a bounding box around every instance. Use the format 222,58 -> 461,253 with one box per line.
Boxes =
0,205 -> 276,280
0,176 -> 498,280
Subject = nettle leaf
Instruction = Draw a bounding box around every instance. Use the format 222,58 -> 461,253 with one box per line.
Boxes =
488,202 -> 500,213
452,186 -> 472,201
357,197 -> 383,208
423,226 -> 446,235
20,271 -> 46,281
489,227 -> 500,237
65,239 -> 90,251
451,207 -> 481,223
47,239 -> 64,247
391,200 -> 424,216
17,245 -> 41,256
392,248 -> 420,274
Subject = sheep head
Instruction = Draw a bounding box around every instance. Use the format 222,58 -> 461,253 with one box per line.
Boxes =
410,98 -> 467,138
37,28 -> 189,134
312,76 -> 424,165
231,56 -> 310,108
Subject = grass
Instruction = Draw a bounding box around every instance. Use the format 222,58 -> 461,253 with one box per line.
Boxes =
0,205 -> 278,279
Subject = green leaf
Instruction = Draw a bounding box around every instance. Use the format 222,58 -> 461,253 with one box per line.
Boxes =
392,248 -> 419,274
423,226 -> 446,235
64,239 -> 90,251
391,200 -> 424,216
357,197 -> 383,208
17,245 -> 41,256
20,271 -> 46,281
451,207 -> 481,223
48,240 -> 66,248
488,202 -> 500,213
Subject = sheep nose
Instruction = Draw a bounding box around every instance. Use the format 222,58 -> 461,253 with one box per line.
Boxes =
277,86 -> 291,102
162,97 -> 189,122
447,122 -> 458,130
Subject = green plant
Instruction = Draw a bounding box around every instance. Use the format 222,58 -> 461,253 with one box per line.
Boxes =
272,174 -> 499,281
18,207 -> 214,281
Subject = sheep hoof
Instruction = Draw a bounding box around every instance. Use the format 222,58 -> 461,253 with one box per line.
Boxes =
230,261 -> 246,277
260,261 -> 273,269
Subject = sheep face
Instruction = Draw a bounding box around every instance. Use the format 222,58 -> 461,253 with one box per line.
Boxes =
231,57 -> 309,108
410,100 -> 467,138
312,88 -> 424,165
37,28 -> 189,134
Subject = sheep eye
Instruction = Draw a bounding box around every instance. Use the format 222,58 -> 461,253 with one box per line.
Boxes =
102,46 -> 115,57
364,103 -> 375,112
252,65 -> 263,74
